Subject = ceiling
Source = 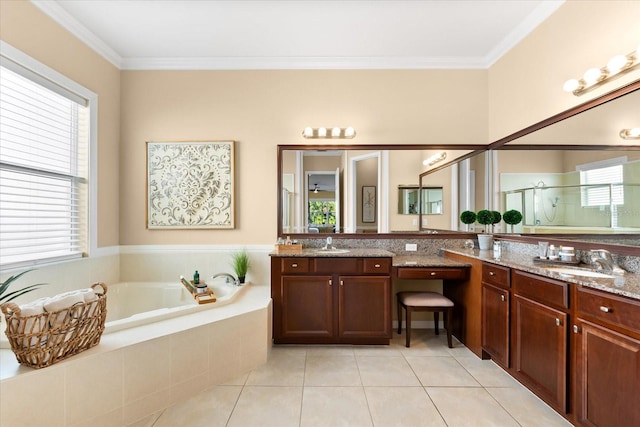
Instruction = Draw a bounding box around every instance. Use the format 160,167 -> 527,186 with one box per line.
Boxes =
32,0 -> 564,70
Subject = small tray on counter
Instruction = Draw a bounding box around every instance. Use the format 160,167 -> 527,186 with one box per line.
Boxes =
532,257 -> 581,266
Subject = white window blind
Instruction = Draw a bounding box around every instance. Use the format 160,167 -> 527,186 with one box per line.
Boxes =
579,164 -> 624,207
0,61 -> 89,268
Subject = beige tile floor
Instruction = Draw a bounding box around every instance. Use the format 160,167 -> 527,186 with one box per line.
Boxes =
133,330 -> 573,427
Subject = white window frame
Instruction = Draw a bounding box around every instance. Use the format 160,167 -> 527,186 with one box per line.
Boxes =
0,41 -> 98,270
577,156 -> 626,208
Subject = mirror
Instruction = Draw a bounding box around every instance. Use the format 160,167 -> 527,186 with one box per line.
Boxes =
278,81 -> 640,244
278,146 -> 479,235
398,186 -> 443,215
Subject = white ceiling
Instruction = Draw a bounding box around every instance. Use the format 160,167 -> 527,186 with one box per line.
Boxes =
32,0 -> 564,70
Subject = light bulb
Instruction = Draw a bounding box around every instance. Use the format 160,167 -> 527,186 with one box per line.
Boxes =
344,127 -> 355,138
607,55 -> 629,74
562,79 -> 581,93
303,127 -> 314,137
583,67 -> 604,84
317,127 -> 327,137
331,127 -> 341,137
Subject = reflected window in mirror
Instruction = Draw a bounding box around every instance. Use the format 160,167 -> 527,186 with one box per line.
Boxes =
398,186 -> 443,215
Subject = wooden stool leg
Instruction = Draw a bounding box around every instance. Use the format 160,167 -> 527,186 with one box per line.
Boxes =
434,312 -> 440,335
405,307 -> 412,348
397,299 -> 402,334
445,308 -> 453,348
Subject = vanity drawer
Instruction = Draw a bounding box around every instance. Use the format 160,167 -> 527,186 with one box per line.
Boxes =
363,258 -> 391,274
281,258 -> 310,273
577,286 -> 640,335
513,270 -> 569,310
482,263 -> 510,289
395,267 -> 468,280
314,257 -> 359,274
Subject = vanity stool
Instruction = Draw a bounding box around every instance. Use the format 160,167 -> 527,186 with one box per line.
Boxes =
397,291 -> 454,348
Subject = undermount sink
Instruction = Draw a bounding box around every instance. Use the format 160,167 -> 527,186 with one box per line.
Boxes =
314,248 -> 351,254
544,266 -> 616,279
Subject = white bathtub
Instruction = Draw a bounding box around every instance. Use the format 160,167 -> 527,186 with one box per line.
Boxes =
104,281 -> 246,333
1,280 -> 246,347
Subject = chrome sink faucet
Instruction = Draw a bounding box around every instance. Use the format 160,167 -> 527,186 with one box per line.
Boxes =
211,273 -> 240,286
590,249 -> 625,274
323,236 -> 334,250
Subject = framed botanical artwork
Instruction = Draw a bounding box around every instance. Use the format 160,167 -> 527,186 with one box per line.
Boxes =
146,141 -> 235,229
362,185 -> 376,223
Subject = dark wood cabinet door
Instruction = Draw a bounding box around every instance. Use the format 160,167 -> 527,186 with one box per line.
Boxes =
513,294 -> 568,413
482,282 -> 510,368
281,275 -> 333,338
338,276 -> 391,339
575,319 -> 640,427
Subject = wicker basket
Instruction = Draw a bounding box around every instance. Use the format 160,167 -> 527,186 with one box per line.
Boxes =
1,282 -> 108,369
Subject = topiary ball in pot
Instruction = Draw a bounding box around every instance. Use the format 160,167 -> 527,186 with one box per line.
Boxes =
460,210 -> 477,231
476,209 -> 494,232
503,209 -> 523,233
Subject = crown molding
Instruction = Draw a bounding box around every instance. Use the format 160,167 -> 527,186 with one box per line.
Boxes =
485,0 -> 564,67
30,0 -> 123,68
120,56 -> 488,70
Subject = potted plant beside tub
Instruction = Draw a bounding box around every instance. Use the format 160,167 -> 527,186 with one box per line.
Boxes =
476,209 -> 495,250
231,249 -> 251,284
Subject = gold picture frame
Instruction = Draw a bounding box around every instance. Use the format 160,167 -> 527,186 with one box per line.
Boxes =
147,141 -> 235,229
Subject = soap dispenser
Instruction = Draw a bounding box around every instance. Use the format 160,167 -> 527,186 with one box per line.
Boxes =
193,270 -> 200,285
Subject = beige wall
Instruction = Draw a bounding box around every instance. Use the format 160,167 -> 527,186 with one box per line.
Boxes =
0,0 -> 121,248
489,0 -> 640,141
120,70 -> 487,244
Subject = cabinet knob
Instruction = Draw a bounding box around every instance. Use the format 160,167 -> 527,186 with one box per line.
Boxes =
599,306 -> 611,313
555,318 -> 562,326
374,264 -> 381,268
500,295 -> 505,302
291,263 -> 298,268
430,272 -> 436,276
329,279 -> 332,286
573,325 -> 581,334
340,280 -> 344,286
489,271 -> 495,276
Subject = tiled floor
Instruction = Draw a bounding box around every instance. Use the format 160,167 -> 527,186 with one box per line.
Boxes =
134,331 -> 572,427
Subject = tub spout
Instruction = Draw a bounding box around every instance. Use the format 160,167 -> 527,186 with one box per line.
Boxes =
211,273 -> 240,286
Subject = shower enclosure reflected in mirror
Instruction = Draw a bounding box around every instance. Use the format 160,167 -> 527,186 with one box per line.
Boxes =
398,186 -> 443,215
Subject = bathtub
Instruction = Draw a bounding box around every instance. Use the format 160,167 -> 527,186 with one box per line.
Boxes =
104,281 -> 246,333
1,280 -> 246,348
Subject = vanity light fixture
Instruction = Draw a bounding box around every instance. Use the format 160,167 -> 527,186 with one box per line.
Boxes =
619,128 -> 640,140
422,151 -> 447,166
302,127 -> 356,139
563,45 -> 640,96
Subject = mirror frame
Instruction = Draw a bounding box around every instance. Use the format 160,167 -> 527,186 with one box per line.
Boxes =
277,80 -> 640,255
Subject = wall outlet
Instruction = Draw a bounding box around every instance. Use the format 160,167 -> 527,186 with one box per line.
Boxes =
412,218 -> 418,225
405,243 -> 417,251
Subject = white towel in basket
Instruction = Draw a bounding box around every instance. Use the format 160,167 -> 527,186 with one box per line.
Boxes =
44,293 -> 86,328
17,298 -> 48,348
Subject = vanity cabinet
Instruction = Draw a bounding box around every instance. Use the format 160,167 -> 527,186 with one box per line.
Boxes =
481,263 -> 510,368
271,256 -> 392,344
574,286 -> 640,427
512,270 -> 570,414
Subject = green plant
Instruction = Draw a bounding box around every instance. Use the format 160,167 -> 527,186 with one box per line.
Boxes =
459,210 -> 476,230
0,270 -> 46,304
503,209 -> 523,232
491,211 -> 502,232
231,249 -> 251,281
476,209 -> 494,232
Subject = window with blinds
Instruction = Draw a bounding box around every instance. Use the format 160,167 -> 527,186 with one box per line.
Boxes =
0,60 -> 89,268
579,162 -> 624,208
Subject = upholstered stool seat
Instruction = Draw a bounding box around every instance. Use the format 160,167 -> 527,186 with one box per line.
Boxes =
397,291 -> 454,348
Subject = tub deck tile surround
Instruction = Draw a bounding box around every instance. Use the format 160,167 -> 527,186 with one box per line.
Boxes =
0,284 -> 271,427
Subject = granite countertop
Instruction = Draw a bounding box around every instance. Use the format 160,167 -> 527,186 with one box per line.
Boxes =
445,248 -> 640,301
269,248 -> 395,257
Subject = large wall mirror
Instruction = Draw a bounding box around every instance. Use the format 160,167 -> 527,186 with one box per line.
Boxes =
278,80 -> 640,250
